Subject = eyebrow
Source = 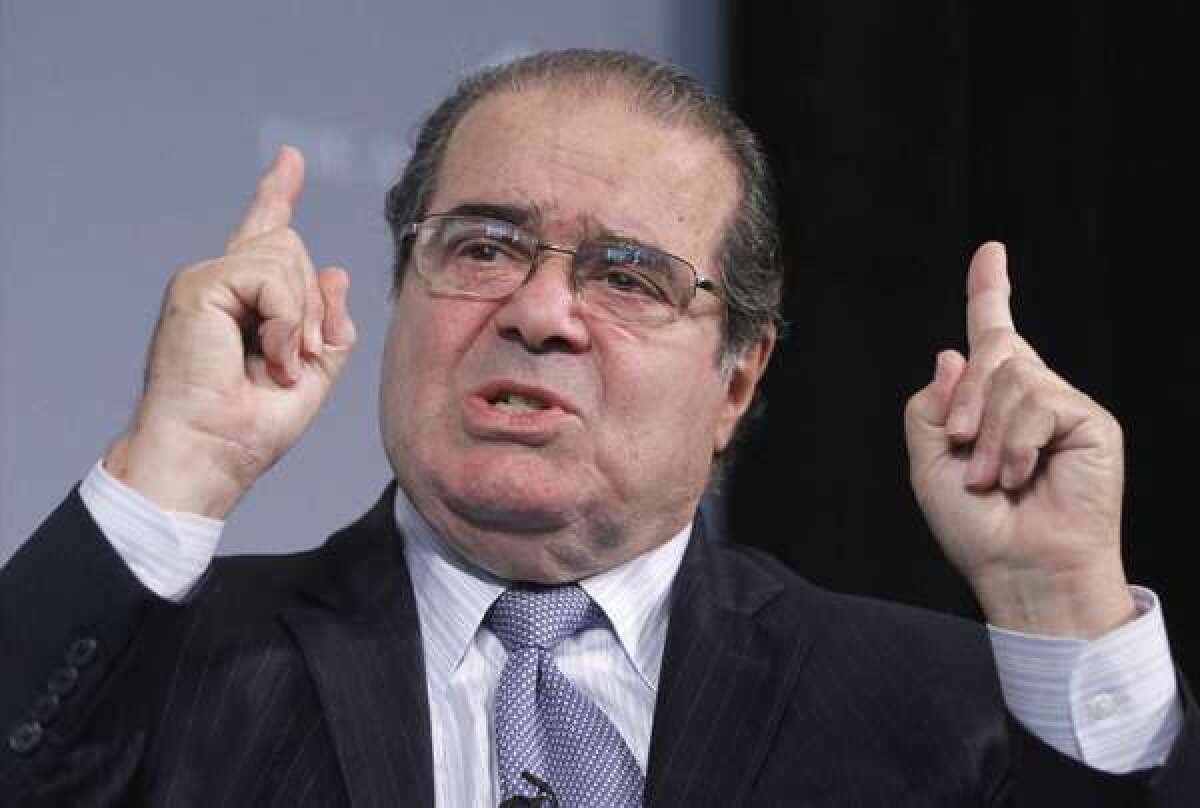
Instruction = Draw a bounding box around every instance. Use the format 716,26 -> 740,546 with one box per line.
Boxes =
434,201 -> 676,258
438,202 -> 543,228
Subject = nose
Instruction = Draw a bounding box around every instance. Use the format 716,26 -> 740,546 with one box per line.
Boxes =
493,249 -> 591,353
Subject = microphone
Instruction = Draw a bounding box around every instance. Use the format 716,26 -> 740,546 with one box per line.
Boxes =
498,770 -> 561,807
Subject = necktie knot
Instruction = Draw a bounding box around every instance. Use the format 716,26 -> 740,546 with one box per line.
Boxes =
486,584 -> 601,651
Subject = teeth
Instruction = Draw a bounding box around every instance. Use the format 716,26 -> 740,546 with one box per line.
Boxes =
492,393 -> 548,411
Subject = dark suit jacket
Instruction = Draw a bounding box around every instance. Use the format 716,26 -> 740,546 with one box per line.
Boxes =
1,484 -> 1197,806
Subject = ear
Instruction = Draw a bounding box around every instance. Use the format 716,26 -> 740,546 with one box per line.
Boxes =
713,324 -> 776,453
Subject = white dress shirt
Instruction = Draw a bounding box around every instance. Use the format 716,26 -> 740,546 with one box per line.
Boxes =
79,459 -> 1183,804
395,484 -> 686,806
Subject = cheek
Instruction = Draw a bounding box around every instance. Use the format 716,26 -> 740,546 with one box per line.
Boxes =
380,296 -> 489,449
593,348 -> 728,479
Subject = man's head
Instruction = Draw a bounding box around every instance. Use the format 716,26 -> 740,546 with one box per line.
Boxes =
379,49 -> 783,583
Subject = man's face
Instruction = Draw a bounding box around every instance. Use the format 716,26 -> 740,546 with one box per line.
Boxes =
380,85 -> 771,582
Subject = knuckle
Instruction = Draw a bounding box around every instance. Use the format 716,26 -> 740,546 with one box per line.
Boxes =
903,392 -> 926,424
258,231 -> 312,276
976,422 -> 1002,451
276,226 -> 306,253
1001,443 -> 1036,468
978,329 -> 1035,364
1100,411 -> 1124,447
994,355 -> 1037,386
1022,385 -> 1057,414
951,375 -> 977,399
258,254 -> 295,282
167,259 -> 216,297
974,411 -> 1002,447
166,266 -> 193,294
162,273 -> 186,303
266,275 -> 303,310
251,246 -> 295,270
947,381 -> 976,417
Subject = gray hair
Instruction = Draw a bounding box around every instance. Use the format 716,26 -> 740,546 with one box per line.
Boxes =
383,48 -> 784,366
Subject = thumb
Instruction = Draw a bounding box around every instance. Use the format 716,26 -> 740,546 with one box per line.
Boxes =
904,349 -> 966,460
227,145 -> 305,249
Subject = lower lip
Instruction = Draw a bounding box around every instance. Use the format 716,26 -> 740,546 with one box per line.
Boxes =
463,394 -> 573,442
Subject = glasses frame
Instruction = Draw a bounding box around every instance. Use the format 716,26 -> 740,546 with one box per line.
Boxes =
402,213 -> 722,319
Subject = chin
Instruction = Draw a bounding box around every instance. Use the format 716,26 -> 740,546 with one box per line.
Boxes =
435,446 -> 598,532
471,534 -> 604,585
396,440 -> 644,581
424,450 -> 627,581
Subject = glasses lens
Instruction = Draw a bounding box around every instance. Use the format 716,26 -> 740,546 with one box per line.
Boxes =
409,216 -> 701,325
416,216 -> 533,299
574,242 -> 690,325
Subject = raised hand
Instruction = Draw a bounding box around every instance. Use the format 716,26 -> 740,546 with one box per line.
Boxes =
905,242 -> 1134,638
104,147 -> 356,519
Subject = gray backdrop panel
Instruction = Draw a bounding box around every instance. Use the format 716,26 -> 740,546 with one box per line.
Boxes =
0,0 -> 723,562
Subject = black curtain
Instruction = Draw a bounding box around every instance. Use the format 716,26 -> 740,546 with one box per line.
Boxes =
725,2 -> 1194,675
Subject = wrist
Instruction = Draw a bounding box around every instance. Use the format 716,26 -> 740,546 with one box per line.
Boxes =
973,561 -> 1137,639
104,425 -> 253,519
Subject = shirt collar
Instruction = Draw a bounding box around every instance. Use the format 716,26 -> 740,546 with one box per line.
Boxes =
395,484 -> 691,693
396,486 -> 506,691
577,525 -> 690,691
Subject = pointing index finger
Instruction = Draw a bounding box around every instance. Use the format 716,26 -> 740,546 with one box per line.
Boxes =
228,145 -> 305,249
965,240 -> 1016,352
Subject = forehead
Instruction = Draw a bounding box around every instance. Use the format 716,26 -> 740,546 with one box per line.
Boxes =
429,85 -> 740,264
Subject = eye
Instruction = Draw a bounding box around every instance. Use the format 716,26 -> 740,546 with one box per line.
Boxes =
584,244 -> 673,301
447,236 -> 527,268
459,241 -> 504,263
601,268 -> 663,298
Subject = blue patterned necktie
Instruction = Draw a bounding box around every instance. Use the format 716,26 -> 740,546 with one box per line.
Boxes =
486,585 -> 645,807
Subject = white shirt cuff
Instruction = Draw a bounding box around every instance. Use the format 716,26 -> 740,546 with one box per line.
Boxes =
988,586 -> 1182,773
79,459 -> 224,601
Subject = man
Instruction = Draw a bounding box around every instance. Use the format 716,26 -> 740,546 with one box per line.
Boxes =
0,49 -> 1194,805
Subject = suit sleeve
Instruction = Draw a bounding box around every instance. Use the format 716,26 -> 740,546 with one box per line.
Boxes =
0,488 -> 164,797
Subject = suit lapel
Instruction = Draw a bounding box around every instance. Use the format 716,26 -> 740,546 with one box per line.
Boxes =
280,484 -> 435,808
274,490 -> 814,805
644,526 -> 814,805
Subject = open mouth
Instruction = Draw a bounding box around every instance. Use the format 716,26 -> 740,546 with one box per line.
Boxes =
489,391 -> 550,412
472,381 -> 575,425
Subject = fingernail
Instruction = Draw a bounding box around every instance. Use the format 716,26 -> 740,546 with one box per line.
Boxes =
965,448 -> 990,487
999,463 -> 1019,490
947,405 -> 971,437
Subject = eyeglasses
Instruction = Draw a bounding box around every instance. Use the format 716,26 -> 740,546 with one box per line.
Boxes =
402,214 -> 721,326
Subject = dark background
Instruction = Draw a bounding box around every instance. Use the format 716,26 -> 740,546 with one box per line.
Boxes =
725,2 -> 1194,676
